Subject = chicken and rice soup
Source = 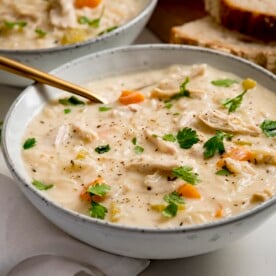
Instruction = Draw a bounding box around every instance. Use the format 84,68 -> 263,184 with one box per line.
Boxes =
0,0 -> 146,49
22,64 -> 276,228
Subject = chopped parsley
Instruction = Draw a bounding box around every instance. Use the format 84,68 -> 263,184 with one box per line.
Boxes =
172,166 -> 200,185
32,180 -> 54,190
89,201 -> 108,219
59,96 -> 85,106
134,145 -> 144,154
216,167 -> 232,176
260,119 -> 276,137
99,106 -> 112,112
23,138 -> 36,150
87,182 -> 110,220
88,183 -> 111,197
95,144 -> 110,154
98,25 -> 118,36
35,28 -> 47,38
203,130 -> 233,159
222,90 -> 247,113
170,77 -> 190,100
162,134 -> 176,142
211,78 -> 238,87
176,127 -> 199,149
4,21 -> 27,29
64,108 -> 71,114
162,191 -> 185,218
78,16 -> 101,28
132,137 -> 137,145
164,101 -> 173,109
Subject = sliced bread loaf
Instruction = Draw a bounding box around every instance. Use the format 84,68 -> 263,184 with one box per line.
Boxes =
204,0 -> 276,39
170,16 -> 276,73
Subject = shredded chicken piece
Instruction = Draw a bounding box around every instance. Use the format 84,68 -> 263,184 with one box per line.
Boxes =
190,64 -> 207,78
9,0 -> 49,22
50,0 -> 77,28
144,129 -> 177,155
54,124 -> 70,146
198,110 -> 260,135
151,64 -> 207,99
71,123 -> 98,142
252,149 -> 276,165
126,156 -> 180,173
224,157 -> 256,175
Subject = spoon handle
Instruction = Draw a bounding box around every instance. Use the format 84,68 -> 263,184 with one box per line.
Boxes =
0,56 -> 105,103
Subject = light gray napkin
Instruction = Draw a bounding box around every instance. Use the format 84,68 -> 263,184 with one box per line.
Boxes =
0,174 -> 149,276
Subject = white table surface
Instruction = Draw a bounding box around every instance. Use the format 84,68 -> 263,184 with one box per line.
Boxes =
1,29 -> 276,276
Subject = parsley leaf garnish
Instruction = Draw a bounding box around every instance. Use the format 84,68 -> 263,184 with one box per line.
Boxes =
216,166 -> 232,176
203,130 -> 233,159
260,119 -> 276,137
98,26 -> 118,36
132,137 -> 137,145
172,166 -> 200,185
32,180 -> 54,190
164,101 -> 173,109
162,191 -> 185,218
78,16 -> 101,27
4,21 -> 27,29
170,77 -> 190,100
134,145 -> 144,154
99,106 -> 112,112
176,127 -> 199,149
35,28 -> 47,38
164,191 -> 185,205
211,79 -> 238,87
222,90 -> 247,113
23,138 -> 36,150
95,144 -> 110,154
59,96 -> 85,106
162,134 -> 176,142
89,201 -> 108,219
88,183 -> 111,196
64,108 -> 71,114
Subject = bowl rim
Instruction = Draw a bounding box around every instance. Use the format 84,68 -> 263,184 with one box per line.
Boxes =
2,44 -> 276,234
0,0 -> 157,54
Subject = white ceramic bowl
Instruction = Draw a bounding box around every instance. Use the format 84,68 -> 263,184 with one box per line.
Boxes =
0,0 -> 157,87
2,45 -> 276,259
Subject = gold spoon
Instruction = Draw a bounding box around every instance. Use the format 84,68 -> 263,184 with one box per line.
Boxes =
0,55 -> 105,104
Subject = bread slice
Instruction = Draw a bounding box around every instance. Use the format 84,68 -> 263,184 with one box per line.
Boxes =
170,17 -> 276,73
204,0 -> 276,40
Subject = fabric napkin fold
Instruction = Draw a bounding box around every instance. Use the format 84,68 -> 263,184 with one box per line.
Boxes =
0,174 -> 149,276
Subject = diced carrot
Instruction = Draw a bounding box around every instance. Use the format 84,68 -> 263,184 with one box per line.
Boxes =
80,177 -> 104,203
75,0 -> 101,9
216,147 -> 254,168
225,147 -> 254,162
215,205 -> 223,218
119,90 -> 145,105
177,183 -> 201,199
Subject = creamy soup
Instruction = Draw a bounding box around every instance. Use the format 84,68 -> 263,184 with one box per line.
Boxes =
0,0 -> 145,49
22,64 -> 276,228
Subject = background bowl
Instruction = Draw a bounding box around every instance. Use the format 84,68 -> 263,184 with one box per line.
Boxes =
0,0 -> 157,87
2,45 -> 276,259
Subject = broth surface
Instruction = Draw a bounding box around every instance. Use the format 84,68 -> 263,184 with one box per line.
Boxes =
22,64 -> 276,228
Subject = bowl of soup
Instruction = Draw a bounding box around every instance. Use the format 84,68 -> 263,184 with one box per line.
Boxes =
2,45 -> 276,259
0,0 -> 157,86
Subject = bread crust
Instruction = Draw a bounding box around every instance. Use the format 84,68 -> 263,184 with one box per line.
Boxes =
170,17 -> 276,73
205,0 -> 276,40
